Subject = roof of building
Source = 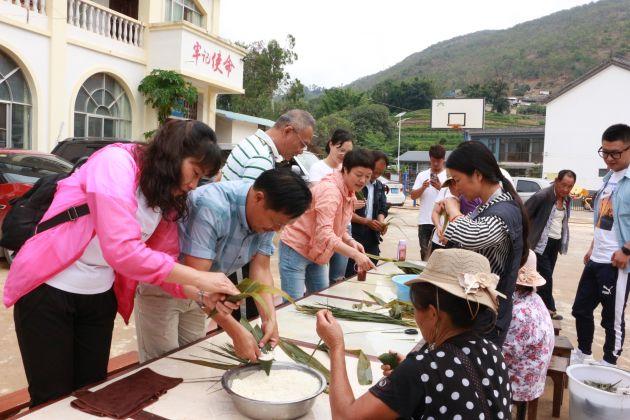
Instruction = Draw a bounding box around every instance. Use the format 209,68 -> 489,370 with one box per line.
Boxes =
546,56 -> 630,104
465,127 -> 545,136
398,150 -> 453,162
216,109 -> 275,128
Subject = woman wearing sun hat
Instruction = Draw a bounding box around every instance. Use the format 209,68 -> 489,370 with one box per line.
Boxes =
503,250 -> 554,420
315,248 -> 511,420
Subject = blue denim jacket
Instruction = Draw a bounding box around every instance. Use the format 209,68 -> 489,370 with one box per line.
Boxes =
594,170 -> 630,247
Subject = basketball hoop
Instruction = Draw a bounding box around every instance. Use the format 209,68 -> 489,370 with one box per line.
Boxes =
449,124 -> 463,131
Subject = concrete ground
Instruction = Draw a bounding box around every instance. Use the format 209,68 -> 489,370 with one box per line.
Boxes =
0,199 -> 627,418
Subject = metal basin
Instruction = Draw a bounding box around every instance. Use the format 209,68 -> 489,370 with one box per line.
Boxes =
222,362 -> 326,419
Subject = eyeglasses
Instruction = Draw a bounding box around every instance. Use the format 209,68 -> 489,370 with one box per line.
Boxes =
292,127 -> 310,151
598,145 -> 630,160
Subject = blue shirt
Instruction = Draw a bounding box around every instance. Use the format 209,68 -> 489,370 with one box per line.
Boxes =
179,181 -> 275,275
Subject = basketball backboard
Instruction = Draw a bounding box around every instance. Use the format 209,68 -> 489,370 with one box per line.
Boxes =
431,98 -> 485,129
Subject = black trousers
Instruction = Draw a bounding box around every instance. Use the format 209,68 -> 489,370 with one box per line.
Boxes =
14,284 -> 117,407
418,224 -> 434,261
536,238 -> 561,312
227,263 -> 259,320
572,261 -> 630,364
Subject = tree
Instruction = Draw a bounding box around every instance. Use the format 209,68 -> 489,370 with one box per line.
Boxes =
313,114 -> 354,155
277,78 -> 309,114
347,104 -> 394,152
315,87 -> 366,118
218,35 -> 298,118
370,77 -> 436,111
138,69 -> 198,126
463,78 -> 510,113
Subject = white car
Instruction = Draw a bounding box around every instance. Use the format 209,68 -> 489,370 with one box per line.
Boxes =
382,180 -> 406,206
513,177 -> 552,202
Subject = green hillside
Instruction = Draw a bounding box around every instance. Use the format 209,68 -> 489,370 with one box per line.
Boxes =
349,0 -> 630,92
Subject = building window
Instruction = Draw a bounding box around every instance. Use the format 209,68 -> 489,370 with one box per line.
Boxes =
74,73 -> 132,139
170,94 -> 199,120
0,50 -> 32,149
165,0 -> 204,27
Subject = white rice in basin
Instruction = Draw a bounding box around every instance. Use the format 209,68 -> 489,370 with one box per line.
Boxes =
229,369 -> 321,402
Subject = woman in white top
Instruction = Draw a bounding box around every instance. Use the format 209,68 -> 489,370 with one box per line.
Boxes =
309,129 -> 359,283
309,128 -> 354,182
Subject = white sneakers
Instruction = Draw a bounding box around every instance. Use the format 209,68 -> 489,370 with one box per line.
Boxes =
570,349 -> 616,367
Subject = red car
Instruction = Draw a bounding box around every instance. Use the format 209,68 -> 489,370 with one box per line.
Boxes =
0,149 -> 73,263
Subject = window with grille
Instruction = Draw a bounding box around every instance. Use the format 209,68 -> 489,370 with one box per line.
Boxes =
0,50 -> 32,149
74,73 -> 132,139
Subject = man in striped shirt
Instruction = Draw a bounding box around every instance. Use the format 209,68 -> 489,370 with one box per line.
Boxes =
221,109 -> 316,181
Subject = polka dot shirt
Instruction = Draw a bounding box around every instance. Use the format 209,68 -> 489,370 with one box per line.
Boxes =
369,332 -> 511,419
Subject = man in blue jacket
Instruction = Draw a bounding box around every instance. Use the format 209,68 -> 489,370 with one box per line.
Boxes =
572,124 -> 630,366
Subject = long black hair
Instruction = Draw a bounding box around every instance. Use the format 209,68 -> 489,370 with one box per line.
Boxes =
137,119 -> 222,221
446,141 -> 529,266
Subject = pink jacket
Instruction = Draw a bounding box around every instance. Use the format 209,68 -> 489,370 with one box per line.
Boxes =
281,171 -> 354,264
3,144 -> 185,323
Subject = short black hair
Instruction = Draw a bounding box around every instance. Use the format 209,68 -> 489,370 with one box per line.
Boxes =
556,169 -> 577,182
253,169 -> 312,218
326,128 -> 354,154
429,144 -> 446,159
602,124 -> 630,145
410,282 -> 490,329
342,149 -> 375,172
372,150 -> 389,166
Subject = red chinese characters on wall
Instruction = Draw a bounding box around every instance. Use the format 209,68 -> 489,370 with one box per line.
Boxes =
192,41 -> 236,77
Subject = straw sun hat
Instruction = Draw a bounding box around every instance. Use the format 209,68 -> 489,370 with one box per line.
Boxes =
404,248 -> 506,314
516,250 -> 546,288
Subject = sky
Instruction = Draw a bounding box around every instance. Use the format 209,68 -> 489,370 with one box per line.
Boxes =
220,0 -> 596,88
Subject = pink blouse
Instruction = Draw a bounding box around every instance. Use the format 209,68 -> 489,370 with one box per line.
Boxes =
280,171 -> 355,264
503,289 -> 555,401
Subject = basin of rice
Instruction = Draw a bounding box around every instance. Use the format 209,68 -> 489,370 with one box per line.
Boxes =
229,368 -> 322,402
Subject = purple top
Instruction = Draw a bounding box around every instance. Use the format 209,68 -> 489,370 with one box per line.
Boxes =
459,196 -> 482,215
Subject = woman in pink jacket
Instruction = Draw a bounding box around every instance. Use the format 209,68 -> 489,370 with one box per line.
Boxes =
4,120 -> 240,406
279,149 -> 376,299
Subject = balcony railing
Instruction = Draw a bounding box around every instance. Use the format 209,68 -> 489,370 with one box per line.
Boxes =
67,0 -> 144,47
4,0 -> 46,15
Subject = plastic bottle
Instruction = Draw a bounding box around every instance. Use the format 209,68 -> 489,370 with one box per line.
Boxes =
397,239 -> 407,261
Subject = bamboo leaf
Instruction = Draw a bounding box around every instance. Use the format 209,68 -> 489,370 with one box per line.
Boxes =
378,353 -> 400,370
169,356 -> 239,371
207,278 -> 296,318
277,339 -> 331,383
297,304 -> 416,327
363,291 -> 388,306
357,350 -> 373,385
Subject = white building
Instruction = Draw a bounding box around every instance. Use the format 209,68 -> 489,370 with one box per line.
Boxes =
215,109 -> 274,145
0,0 -> 245,152
543,57 -> 630,190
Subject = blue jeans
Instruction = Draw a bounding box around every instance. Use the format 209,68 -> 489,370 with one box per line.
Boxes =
329,252 -> 349,284
279,241 -> 329,300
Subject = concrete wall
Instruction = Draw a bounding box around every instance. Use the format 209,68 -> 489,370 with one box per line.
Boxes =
544,66 -> 630,190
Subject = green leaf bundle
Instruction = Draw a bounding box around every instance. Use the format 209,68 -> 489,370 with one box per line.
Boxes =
296,303 -> 416,327
207,278 -> 295,318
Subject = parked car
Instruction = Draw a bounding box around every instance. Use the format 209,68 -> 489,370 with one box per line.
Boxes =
51,137 -> 135,164
382,179 -> 406,206
513,177 -> 552,202
0,150 -> 73,263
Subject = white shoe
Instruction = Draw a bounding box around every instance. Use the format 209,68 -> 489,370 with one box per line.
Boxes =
599,360 -> 617,368
571,349 -> 597,365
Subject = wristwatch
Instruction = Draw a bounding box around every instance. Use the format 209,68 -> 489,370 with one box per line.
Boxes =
195,290 -> 207,310
622,246 -> 630,256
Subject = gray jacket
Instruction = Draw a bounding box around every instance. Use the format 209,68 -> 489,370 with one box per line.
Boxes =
525,185 -> 570,254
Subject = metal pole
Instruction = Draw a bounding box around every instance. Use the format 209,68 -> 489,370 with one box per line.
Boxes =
397,116 -> 401,176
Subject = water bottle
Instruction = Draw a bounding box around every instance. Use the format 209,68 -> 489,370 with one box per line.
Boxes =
397,239 -> 407,261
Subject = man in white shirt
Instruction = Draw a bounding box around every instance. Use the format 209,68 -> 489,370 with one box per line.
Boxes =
221,109 -> 315,181
410,145 -> 447,260
572,124 -> 630,367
